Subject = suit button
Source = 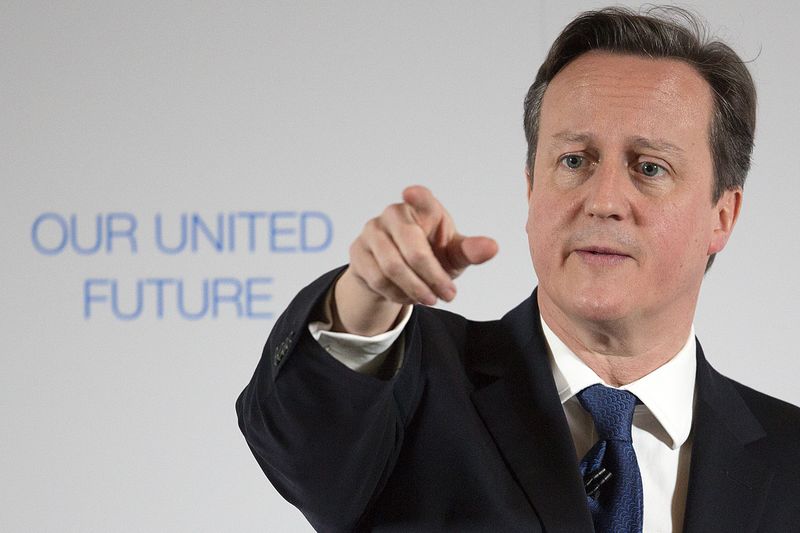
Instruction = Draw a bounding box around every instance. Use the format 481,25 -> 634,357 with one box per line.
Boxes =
273,332 -> 294,366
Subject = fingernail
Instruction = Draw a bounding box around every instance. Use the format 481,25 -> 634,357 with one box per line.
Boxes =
442,287 -> 456,302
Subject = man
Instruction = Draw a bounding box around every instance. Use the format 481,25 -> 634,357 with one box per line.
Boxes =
237,7 -> 800,532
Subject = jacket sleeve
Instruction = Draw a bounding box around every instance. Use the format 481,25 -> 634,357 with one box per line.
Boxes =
235,266 -> 424,531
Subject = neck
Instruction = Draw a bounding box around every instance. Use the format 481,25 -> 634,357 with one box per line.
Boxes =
537,292 -> 695,387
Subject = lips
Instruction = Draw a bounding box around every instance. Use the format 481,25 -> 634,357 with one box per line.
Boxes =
573,246 -> 632,265
564,229 -> 639,265
576,246 -> 630,257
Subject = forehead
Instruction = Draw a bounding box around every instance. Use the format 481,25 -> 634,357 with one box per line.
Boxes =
539,51 -> 714,144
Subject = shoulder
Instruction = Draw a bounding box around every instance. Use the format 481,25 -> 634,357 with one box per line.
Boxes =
410,301 -> 539,390
706,365 -> 800,467
731,379 -> 800,447
408,305 -> 508,367
697,347 -> 800,452
411,305 -> 505,342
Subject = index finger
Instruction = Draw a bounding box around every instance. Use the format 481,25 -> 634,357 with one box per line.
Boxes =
402,185 -> 446,236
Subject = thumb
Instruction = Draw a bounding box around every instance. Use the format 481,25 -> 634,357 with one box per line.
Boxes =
445,235 -> 499,273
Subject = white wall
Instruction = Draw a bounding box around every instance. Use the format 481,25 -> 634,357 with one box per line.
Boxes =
2,1 -> 797,531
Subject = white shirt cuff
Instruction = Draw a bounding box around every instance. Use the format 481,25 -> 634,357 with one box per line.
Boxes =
308,287 -> 412,374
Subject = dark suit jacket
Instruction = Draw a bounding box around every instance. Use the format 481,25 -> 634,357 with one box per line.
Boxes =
237,267 -> 800,532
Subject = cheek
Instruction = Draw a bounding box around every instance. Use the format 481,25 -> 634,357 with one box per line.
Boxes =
527,195 -> 554,243
527,193 -> 565,270
647,204 -> 710,280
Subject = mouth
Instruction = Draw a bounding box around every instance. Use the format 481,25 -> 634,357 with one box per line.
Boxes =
573,246 -> 632,265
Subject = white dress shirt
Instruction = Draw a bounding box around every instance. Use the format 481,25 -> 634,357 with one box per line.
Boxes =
541,317 -> 696,532
310,301 -> 696,533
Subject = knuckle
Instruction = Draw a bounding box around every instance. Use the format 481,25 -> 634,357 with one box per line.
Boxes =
382,259 -> 405,278
383,203 -> 404,219
398,223 -> 423,241
363,270 -> 388,291
348,240 -> 361,258
364,217 -> 382,233
348,262 -> 370,285
406,248 -> 430,268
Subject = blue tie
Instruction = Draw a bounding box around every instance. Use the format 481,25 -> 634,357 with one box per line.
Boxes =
577,384 -> 643,533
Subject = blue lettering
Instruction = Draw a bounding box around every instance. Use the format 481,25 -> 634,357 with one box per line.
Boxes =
191,213 -> 224,252
32,213 -> 68,255
269,211 -> 297,252
106,212 -> 138,254
70,214 -> 103,255
212,278 -> 243,318
238,212 -> 267,252
177,279 -> 209,320
245,277 -> 273,319
228,213 -> 236,252
111,279 -> 143,320
300,211 -> 333,252
82,276 -> 276,320
155,213 -> 187,254
84,278 -> 110,318
144,278 -> 177,319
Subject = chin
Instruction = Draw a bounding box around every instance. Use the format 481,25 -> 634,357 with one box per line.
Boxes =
565,286 -> 632,324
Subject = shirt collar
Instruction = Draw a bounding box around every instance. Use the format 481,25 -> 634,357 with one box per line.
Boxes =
541,315 -> 696,450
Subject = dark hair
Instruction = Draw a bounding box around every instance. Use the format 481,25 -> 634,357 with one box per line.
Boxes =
522,6 -> 757,270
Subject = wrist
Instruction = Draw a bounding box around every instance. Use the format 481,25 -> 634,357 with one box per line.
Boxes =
332,269 -> 404,336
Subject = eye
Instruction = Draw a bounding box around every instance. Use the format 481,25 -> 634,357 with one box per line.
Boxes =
636,161 -> 666,178
560,154 -> 585,169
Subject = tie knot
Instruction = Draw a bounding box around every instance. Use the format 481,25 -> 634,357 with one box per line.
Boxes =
577,384 -> 638,442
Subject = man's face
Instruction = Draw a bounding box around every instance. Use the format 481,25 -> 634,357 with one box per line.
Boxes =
527,51 -> 741,327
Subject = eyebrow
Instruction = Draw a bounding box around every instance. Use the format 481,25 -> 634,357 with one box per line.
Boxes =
630,136 -> 685,155
549,131 -> 685,155
551,131 -> 591,145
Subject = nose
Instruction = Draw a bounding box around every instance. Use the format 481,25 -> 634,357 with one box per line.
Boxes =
583,161 -> 631,221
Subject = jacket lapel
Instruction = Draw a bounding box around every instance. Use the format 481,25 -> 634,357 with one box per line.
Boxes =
469,294 -> 594,533
683,342 -> 772,533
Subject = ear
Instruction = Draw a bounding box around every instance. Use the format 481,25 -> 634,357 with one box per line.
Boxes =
707,188 -> 743,255
525,166 -> 533,200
